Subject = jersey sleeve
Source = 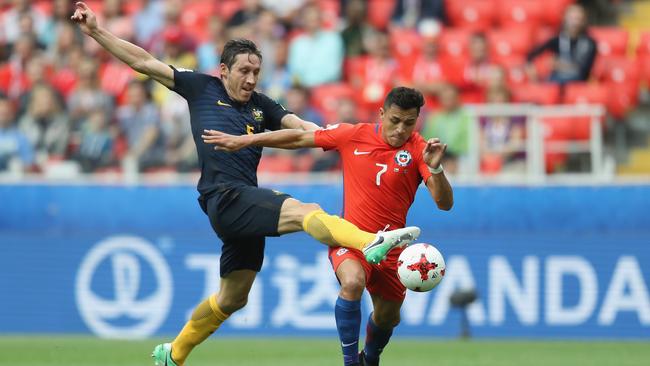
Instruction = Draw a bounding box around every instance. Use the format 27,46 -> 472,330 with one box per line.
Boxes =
169,66 -> 211,100
257,92 -> 292,131
415,135 -> 434,183
313,123 -> 356,151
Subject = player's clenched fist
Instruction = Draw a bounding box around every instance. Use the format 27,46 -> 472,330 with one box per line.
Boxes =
70,2 -> 98,35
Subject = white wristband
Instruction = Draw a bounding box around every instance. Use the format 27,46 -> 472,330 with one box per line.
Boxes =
428,164 -> 444,174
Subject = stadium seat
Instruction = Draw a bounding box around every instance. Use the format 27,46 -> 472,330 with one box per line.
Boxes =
636,31 -> 650,57
310,83 -> 356,122
124,0 -> 144,15
258,155 -> 295,173
487,27 -> 533,63
541,0 -> 574,28
181,1 -> 216,42
590,27 -> 629,57
389,28 -> 422,79
218,0 -> 243,21
33,0 -> 53,15
512,83 -> 561,105
438,28 -> 472,61
390,28 -> 422,61
595,57 -> 640,91
592,57 -> 639,118
531,52 -> 554,80
563,82 -> 608,106
638,55 -> 650,89
495,54 -> 528,85
496,0 -> 543,29
445,0 -> 496,31
368,0 -> 397,30
481,154 -> 504,174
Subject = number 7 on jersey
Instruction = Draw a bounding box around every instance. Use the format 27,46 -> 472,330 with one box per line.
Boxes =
375,163 -> 387,186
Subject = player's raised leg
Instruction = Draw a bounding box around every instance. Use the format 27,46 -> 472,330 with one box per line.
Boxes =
153,270 -> 256,366
361,295 -> 402,366
278,198 -> 420,263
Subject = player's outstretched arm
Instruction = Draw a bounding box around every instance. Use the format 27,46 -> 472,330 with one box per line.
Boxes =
280,114 -> 321,131
71,1 -> 173,88
202,129 -> 317,151
423,138 -> 454,211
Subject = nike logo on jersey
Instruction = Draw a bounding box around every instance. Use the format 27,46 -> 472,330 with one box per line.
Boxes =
354,149 -> 370,155
341,341 -> 358,347
216,100 -> 232,107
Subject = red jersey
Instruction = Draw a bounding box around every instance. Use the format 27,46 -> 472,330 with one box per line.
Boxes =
314,122 -> 433,233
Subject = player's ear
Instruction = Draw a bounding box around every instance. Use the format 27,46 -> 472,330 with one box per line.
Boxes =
219,63 -> 228,78
379,107 -> 385,121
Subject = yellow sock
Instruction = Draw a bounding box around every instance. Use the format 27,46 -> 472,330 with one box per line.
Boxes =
302,209 -> 376,250
171,294 -> 229,365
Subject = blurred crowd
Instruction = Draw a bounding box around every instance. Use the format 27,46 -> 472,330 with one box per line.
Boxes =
0,0 -> 643,177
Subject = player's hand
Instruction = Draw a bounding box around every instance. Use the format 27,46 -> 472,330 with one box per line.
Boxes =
202,129 -> 249,152
423,138 -> 447,170
70,2 -> 98,35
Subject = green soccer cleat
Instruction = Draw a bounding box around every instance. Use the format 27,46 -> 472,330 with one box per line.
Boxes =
363,226 -> 420,264
152,343 -> 178,366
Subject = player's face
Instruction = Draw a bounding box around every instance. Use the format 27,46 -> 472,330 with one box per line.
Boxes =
221,53 -> 261,102
380,104 -> 419,147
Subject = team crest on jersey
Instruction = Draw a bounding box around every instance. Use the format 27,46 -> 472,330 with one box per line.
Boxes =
394,150 -> 412,167
252,108 -> 264,122
336,248 -> 349,256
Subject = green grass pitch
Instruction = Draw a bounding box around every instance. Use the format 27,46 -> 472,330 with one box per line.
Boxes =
0,336 -> 648,366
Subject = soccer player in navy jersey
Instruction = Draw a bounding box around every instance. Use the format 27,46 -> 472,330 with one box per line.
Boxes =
71,2 -> 420,365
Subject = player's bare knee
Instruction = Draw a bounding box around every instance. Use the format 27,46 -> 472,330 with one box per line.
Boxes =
375,313 -> 400,329
219,295 -> 248,313
339,276 -> 365,298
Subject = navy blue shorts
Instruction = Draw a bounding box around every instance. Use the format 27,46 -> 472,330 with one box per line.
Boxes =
200,185 -> 291,277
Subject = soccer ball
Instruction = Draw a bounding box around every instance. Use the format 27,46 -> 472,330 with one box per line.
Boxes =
397,243 -> 446,292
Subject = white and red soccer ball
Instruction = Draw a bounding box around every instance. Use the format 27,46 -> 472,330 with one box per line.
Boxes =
397,243 -> 446,292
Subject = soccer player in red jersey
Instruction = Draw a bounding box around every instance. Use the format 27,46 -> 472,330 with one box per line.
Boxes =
203,87 -> 453,366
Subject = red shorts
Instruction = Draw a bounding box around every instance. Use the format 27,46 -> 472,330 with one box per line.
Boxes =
328,246 -> 406,302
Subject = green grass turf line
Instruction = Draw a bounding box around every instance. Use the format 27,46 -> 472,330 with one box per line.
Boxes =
0,336 -> 648,366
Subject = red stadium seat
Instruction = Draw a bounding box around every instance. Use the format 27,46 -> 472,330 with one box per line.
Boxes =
389,28 -> 422,79
541,0 -> 574,28
593,57 -> 639,118
181,1 -> 216,42
512,83 -> 561,105
495,54 -> 528,85
368,0 -> 397,30
310,83 -> 356,122
636,31 -> 650,57
124,0 -> 144,15
481,154 -> 504,174
445,0 -> 496,31
595,57 -> 640,91
639,55 -> 650,89
563,82 -> 608,106
496,0 -> 544,29
487,27 -> 533,63
218,0 -> 243,21
590,27 -> 629,57
258,155 -> 294,173
438,29 -> 472,61
606,83 -> 638,119
390,28 -> 423,61
531,52 -> 554,80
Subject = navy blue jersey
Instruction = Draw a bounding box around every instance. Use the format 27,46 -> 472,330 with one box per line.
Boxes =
169,66 -> 291,198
